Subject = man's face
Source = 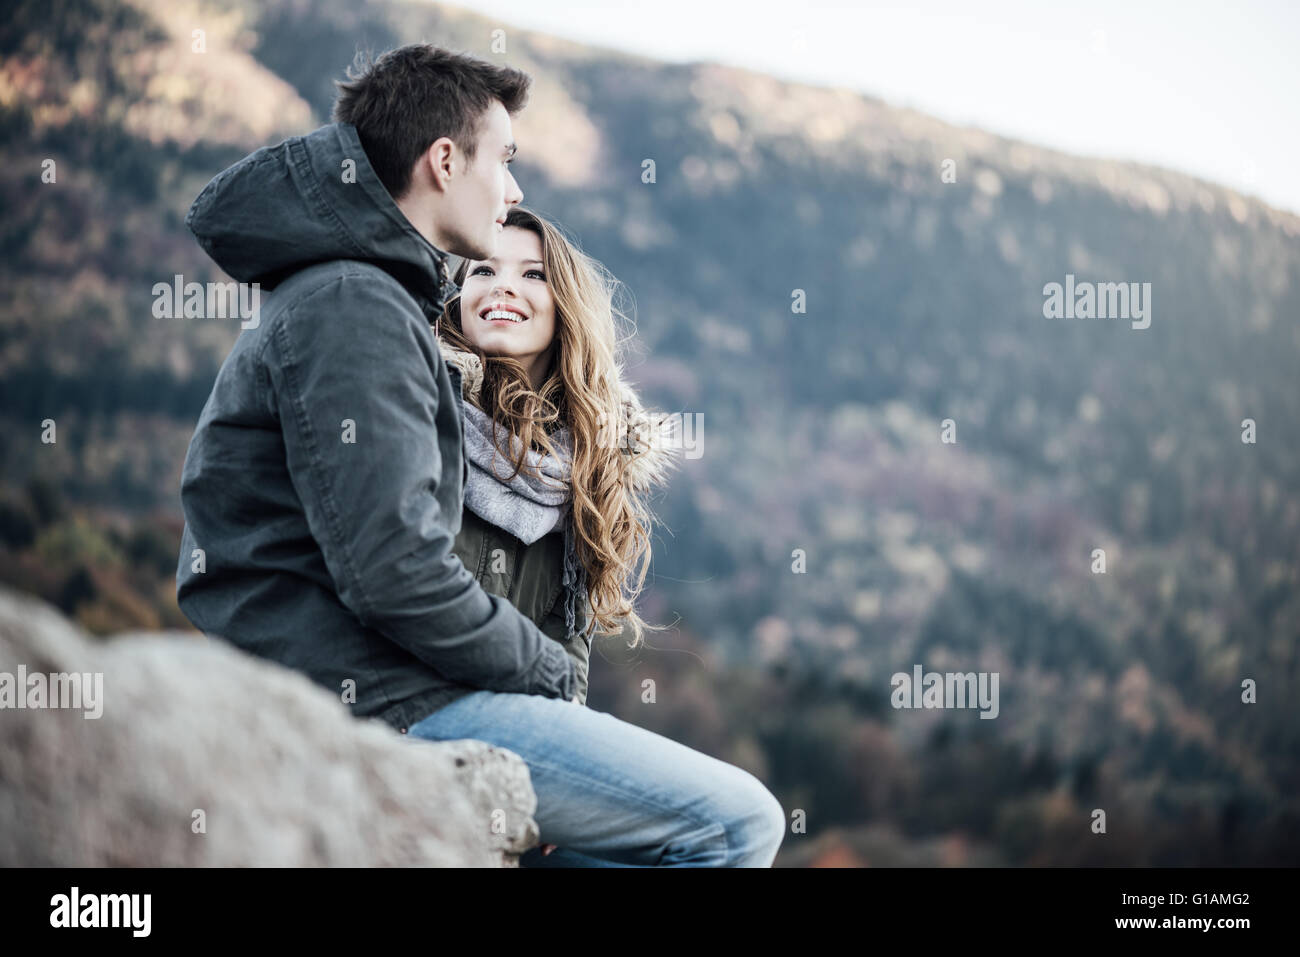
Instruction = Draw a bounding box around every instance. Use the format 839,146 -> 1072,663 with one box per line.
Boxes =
439,99 -> 523,260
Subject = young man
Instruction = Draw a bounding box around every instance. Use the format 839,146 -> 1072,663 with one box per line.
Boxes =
176,45 -> 577,734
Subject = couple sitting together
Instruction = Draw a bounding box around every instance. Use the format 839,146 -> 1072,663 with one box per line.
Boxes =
176,43 -> 785,867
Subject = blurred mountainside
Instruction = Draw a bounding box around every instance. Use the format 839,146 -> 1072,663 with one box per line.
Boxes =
1,0 -> 1297,864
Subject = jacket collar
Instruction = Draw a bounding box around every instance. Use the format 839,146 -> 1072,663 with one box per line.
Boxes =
436,337 -> 680,493
187,122 -> 456,317
429,250 -> 457,324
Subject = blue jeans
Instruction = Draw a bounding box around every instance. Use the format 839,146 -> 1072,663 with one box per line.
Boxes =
406,690 -> 786,866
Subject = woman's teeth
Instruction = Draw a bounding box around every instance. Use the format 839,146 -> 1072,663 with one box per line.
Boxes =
483,310 -> 527,323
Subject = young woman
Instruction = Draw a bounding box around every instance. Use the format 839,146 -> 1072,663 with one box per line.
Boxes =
407,206 -> 786,867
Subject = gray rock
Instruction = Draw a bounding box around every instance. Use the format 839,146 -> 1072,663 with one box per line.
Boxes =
0,585 -> 539,866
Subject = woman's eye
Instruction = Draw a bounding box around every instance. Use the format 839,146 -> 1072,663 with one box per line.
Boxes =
470,266 -> 542,280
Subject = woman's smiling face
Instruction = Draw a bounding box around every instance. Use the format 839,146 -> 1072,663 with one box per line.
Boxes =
458,225 -> 557,389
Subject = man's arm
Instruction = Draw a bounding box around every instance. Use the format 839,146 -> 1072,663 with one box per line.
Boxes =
264,270 -> 575,699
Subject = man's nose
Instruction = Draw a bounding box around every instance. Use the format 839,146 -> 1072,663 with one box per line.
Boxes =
505,168 -> 523,207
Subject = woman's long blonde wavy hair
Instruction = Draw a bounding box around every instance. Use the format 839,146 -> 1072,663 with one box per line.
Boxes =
441,206 -> 665,647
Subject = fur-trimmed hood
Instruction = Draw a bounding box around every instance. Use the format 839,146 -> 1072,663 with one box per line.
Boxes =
436,337 -> 680,494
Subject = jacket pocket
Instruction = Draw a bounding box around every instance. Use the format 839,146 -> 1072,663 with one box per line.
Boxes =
541,592 -> 592,705
510,529 -> 566,628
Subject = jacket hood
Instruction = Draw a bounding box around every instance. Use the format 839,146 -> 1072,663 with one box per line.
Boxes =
185,122 -> 456,319
436,338 -> 680,494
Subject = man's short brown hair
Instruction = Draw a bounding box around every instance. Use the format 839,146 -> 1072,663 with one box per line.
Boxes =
332,44 -> 531,200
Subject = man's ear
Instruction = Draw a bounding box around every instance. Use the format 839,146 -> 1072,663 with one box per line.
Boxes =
425,136 -> 456,192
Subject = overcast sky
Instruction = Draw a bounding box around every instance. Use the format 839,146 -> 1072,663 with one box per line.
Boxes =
444,0 -> 1300,215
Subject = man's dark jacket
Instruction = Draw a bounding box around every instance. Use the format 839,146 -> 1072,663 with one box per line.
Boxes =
175,122 -> 576,733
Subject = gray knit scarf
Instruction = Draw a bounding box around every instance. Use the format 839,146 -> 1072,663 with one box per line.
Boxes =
460,399 -> 587,641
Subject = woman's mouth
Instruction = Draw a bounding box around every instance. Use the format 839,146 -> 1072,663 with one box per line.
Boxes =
480,305 -> 529,323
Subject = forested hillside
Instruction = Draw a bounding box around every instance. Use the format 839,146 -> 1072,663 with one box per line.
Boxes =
2,0 -> 1297,865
